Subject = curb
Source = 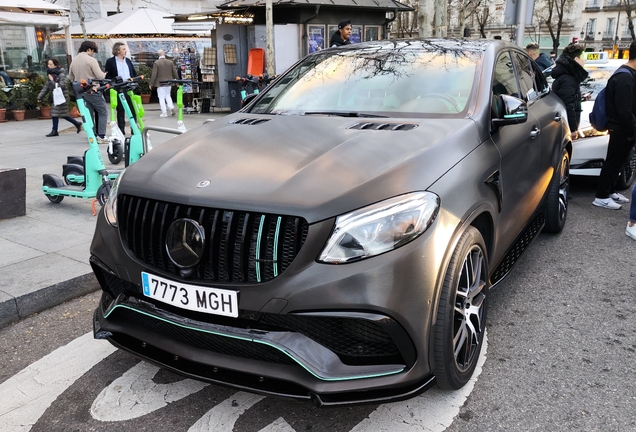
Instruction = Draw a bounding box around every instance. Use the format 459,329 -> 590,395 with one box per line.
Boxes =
0,273 -> 100,329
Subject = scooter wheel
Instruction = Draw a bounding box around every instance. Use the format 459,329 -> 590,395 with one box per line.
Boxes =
96,181 -> 112,206
46,194 -> 64,204
108,142 -> 124,165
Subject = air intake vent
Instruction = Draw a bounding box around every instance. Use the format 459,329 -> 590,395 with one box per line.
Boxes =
228,118 -> 271,125
348,122 -> 418,131
117,195 -> 308,284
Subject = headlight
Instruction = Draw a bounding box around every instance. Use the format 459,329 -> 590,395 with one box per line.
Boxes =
318,192 -> 440,264
104,169 -> 124,228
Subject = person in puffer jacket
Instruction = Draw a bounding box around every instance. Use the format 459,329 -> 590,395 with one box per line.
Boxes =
551,43 -> 589,140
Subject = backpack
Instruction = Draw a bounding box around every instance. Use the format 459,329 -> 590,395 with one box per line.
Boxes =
589,68 -> 633,132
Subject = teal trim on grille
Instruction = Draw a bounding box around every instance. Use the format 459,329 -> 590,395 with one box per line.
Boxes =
104,304 -> 404,381
255,215 -> 266,282
273,216 -> 281,277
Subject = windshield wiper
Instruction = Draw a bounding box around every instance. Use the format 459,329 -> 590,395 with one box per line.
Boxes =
303,111 -> 387,118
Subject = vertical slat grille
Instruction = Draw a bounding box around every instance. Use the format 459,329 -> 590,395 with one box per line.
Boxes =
118,195 -> 309,284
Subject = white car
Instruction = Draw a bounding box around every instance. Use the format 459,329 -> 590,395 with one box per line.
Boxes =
573,56 -> 636,189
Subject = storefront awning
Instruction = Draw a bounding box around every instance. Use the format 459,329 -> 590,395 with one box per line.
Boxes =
0,11 -> 69,27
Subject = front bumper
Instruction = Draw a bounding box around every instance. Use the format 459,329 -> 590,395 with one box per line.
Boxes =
570,135 -> 608,176
90,205 -> 454,405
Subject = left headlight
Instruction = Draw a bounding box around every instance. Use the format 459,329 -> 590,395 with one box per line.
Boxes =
318,191 -> 440,264
104,169 -> 124,228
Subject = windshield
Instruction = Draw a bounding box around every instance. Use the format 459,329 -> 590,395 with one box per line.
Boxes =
249,42 -> 480,117
582,62 -> 626,100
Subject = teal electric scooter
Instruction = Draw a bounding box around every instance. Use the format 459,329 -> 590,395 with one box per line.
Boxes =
42,79 -> 113,205
63,76 -> 148,187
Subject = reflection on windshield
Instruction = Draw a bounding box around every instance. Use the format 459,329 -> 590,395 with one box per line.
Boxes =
250,41 -> 480,117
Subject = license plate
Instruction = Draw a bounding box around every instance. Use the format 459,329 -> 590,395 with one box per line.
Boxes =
141,272 -> 239,318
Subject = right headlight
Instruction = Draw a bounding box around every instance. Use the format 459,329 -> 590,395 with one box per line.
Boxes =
104,169 -> 124,228
318,191 -> 440,264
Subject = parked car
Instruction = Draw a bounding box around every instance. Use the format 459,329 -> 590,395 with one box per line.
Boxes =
574,56 -> 636,189
90,39 -> 571,406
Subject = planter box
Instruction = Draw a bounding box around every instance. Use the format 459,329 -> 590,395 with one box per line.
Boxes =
0,168 -> 26,220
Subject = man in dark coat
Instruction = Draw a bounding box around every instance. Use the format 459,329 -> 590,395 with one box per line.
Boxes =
594,41 -> 636,209
551,43 -> 588,138
526,43 -> 553,71
329,20 -> 352,47
105,42 -> 137,135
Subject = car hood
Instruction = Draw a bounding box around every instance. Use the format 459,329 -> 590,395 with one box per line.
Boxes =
120,114 -> 480,222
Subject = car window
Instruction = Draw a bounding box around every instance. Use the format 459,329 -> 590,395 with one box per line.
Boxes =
493,52 -> 520,98
581,64 -> 623,101
513,52 -> 539,101
249,45 -> 480,117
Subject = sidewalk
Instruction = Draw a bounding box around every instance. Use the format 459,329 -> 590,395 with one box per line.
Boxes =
0,104 -> 229,328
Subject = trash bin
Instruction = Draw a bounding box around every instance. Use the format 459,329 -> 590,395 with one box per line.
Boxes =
0,168 -> 26,220
227,80 -> 242,113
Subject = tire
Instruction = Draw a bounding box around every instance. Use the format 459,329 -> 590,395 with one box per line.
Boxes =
543,149 -> 569,234
46,194 -> 64,204
108,141 -> 124,165
433,226 -> 488,390
615,147 -> 636,190
63,165 -> 85,187
96,182 -> 111,206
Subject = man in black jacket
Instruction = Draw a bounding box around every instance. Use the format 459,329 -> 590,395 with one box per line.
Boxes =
594,41 -> 636,209
105,42 -> 137,135
329,20 -> 352,47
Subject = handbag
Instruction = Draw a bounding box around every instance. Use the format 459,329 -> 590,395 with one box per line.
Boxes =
52,83 -> 66,106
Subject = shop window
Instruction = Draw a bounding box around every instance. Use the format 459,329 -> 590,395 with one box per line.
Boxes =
365,26 -> 381,41
224,44 -> 237,64
308,25 -> 325,53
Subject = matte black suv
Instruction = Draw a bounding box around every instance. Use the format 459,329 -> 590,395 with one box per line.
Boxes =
90,39 -> 571,406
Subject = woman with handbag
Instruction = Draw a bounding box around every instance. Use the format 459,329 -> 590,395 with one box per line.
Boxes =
37,58 -> 82,137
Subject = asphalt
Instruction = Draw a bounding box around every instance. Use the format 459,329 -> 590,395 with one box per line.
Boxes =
0,103 -> 229,328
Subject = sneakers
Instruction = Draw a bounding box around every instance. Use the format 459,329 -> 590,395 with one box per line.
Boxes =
97,137 -> 110,145
593,197 -> 622,210
627,223 -> 636,240
45,130 -> 59,137
610,192 -> 630,203
159,113 -> 168,118
170,108 -> 176,116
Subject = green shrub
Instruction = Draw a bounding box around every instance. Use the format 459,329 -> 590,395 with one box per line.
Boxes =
9,85 -> 30,110
0,90 -> 9,108
137,64 -> 153,94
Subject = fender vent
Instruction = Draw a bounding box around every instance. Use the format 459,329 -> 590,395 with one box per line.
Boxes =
228,118 -> 271,125
348,122 -> 418,131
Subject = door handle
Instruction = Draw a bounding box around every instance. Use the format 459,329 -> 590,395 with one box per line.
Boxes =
530,127 -> 540,139
554,113 -> 562,122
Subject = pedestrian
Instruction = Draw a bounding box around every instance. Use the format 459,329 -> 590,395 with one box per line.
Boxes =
150,49 -> 178,117
105,42 -> 137,134
550,43 -> 589,141
593,40 -> 636,210
68,40 -> 108,144
37,58 -> 83,137
329,20 -> 352,47
526,43 -> 553,70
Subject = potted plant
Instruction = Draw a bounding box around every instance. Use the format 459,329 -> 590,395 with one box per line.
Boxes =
9,85 -> 29,121
0,90 -> 9,122
68,100 -> 80,118
39,93 -> 52,119
137,64 -> 152,104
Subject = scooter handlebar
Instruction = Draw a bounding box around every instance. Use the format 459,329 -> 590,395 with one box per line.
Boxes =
159,79 -> 203,85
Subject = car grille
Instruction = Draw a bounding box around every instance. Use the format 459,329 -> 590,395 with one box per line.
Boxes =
92,267 -> 407,367
117,194 -> 309,283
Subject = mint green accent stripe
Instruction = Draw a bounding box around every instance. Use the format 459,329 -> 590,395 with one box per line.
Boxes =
504,113 -> 525,119
104,304 -> 404,381
255,215 -> 266,282
273,217 -> 281,277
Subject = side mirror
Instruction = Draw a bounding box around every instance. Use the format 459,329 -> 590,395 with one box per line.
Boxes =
492,94 -> 528,127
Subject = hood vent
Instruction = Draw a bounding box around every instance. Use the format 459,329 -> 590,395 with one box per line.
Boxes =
348,122 -> 418,131
228,118 -> 271,125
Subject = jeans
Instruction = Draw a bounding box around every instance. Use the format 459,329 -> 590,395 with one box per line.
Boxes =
82,92 -> 108,137
596,129 -> 636,198
631,185 -> 636,221
157,86 -> 174,114
52,116 -> 81,132
115,91 -> 136,134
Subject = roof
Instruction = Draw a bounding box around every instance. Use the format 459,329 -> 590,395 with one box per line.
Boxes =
65,8 -> 193,35
0,0 -> 70,27
218,0 -> 413,11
